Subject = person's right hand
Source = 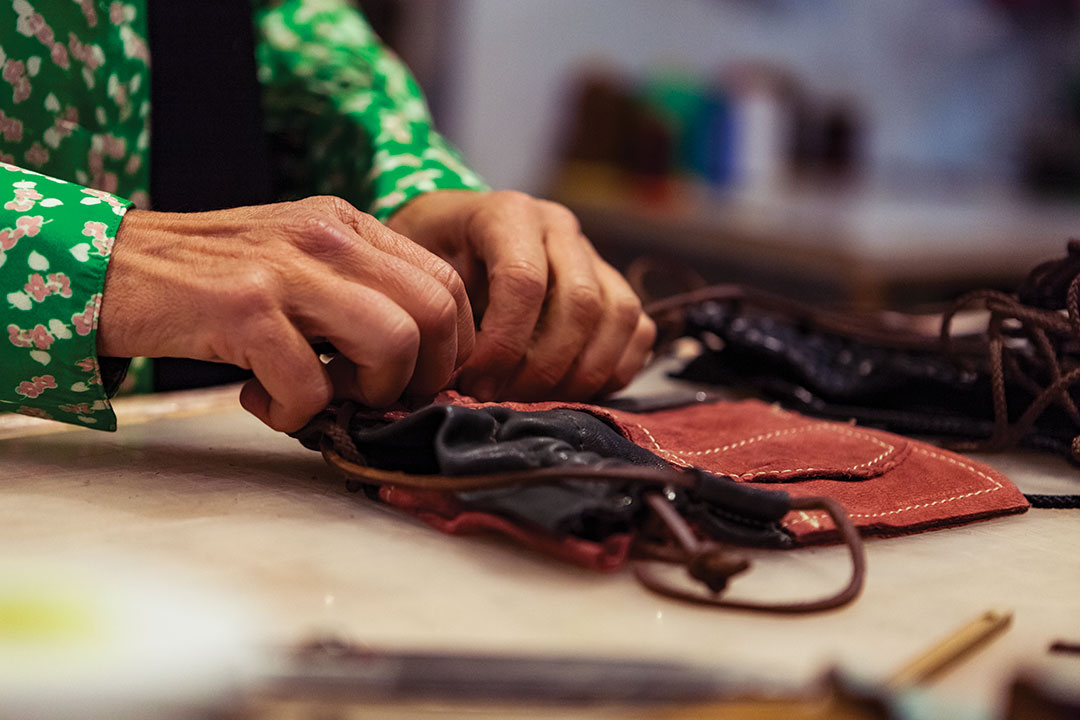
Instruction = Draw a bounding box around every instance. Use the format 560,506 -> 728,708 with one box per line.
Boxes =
96,196 -> 474,432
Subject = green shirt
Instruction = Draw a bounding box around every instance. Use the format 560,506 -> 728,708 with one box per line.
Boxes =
0,0 -> 486,431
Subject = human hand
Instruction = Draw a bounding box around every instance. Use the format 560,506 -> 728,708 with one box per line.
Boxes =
387,190 -> 656,402
98,196 -> 474,432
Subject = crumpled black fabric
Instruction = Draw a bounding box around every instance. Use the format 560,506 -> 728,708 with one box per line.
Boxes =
311,404 -> 793,548
675,300 -> 995,434
342,405 -> 670,475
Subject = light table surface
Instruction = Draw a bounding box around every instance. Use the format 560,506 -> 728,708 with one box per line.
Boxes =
1,381 -> 1078,717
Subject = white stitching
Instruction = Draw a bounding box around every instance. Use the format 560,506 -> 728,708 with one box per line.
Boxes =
625,420 -> 897,477
629,420 -> 694,467
780,446 -> 1006,529
679,423 -> 849,456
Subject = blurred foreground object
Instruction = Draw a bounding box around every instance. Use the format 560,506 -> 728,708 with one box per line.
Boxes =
0,553 -> 258,719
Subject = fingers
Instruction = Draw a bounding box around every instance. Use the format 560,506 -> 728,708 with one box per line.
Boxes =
238,320 -> 333,432
340,250 -> 460,396
554,259 -> 653,399
324,197 -> 475,372
456,196 -> 550,400
278,197 -> 472,398
238,197 -> 472,424
446,193 -> 656,402
293,273 -> 423,406
497,225 -> 603,400
600,312 -> 657,396
105,197 -> 478,435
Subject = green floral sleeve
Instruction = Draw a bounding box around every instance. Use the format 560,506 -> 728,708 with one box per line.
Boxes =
254,0 -> 489,221
0,161 -> 132,430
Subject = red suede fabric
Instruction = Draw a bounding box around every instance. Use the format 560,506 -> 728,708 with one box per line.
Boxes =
440,393 -> 1029,544
368,392 -> 1028,565
377,485 -> 633,571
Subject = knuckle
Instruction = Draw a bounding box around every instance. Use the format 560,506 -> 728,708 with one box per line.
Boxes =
565,281 -> 602,321
499,260 -> 547,304
383,314 -> 422,359
470,190 -> 536,232
427,255 -> 466,297
282,211 -> 337,249
575,364 -> 611,394
416,283 -> 458,332
489,189 -> 534,212
305,194 -> 356,217
538,200 -> 580,232
223,265 -> 279,315
613,292 -> 644,327
295,196 -> 375,240
529,357 -> 568,389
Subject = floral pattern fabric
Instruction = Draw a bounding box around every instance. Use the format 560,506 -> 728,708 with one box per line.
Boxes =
1,0 -> 488,430
0,162 -> 131,430
254,0 -> 487,220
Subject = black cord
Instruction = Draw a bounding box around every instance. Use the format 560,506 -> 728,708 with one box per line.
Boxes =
1024,493 -> 1080,508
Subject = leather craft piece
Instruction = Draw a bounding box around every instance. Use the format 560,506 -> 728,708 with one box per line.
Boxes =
600,398 -> 1028,542
649,241 -> 1080,467
412,392 -> 1029,545
376,484 -> 635,571
306,401 -> 796,572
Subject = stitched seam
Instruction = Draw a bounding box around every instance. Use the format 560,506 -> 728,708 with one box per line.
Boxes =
630,420 -> 694,468
715,449 -> 904,481
680,423 -> 848,456
781,446 -> 1005,529
626,420 -> 897,476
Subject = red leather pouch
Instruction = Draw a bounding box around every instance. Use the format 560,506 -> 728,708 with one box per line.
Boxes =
587,396 -> 1029,543
298,392 -> 1026,612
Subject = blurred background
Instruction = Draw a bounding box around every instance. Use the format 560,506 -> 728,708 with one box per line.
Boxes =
362,0 -> 1080,309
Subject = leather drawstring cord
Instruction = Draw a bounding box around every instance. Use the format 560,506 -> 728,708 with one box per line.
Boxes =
633,493 -> 865,614
314,429 -> 867,613
941,286 -> 1080,459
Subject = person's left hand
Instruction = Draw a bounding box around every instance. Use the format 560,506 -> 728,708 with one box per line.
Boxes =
387,190 -> 656,402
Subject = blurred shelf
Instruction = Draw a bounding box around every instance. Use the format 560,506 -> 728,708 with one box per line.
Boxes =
550,174 -> 1080,309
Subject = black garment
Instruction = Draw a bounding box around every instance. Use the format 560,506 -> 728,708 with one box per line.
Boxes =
146,2 -> 274,390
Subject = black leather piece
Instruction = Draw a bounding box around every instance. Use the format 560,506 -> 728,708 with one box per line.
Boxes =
334,404 -> 793,546
693,469 -> 790,522
679,470 -> 794,548
673,300 -> 1076,457
455,484 -> 642,542
346,405 -> 670,475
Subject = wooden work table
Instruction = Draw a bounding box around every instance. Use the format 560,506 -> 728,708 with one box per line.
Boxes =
1,372 -> 1078,718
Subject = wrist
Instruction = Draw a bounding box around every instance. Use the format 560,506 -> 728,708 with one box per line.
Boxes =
97,209 -> 152,358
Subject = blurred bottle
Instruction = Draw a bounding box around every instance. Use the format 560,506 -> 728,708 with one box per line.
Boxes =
690,88 -> 736,188
792,92 -> 863,187
623,99 -> 676,203
727,63 -> 796,197
554,70 -> 637,199
1023,67 -> 1080,197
